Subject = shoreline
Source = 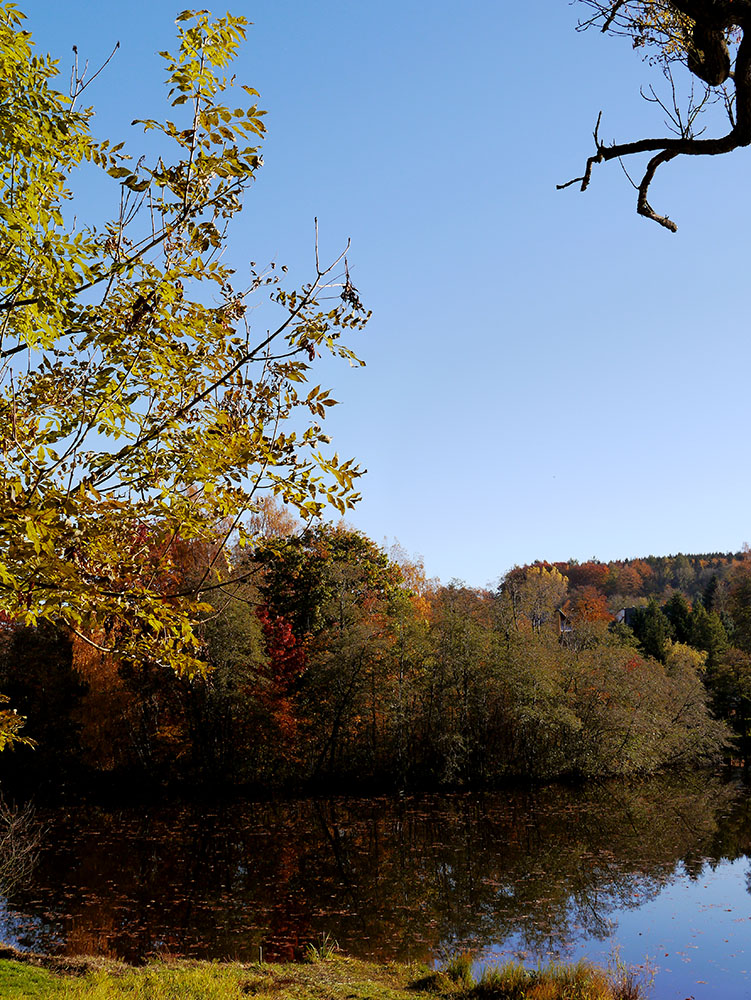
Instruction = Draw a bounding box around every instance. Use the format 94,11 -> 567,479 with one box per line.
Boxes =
0,944 -> 651,1000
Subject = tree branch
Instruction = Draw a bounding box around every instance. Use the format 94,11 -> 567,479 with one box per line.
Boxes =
559,21 -> 751,229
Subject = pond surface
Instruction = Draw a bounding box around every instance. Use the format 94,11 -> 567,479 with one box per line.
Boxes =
3,772 -> 751,999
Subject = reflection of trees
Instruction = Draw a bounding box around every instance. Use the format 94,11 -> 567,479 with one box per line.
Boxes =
7,773 -> 749,964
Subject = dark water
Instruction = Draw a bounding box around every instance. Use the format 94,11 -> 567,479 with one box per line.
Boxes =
3,772 -> 751,999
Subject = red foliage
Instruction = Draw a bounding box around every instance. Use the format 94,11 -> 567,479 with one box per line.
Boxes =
0,609 -> 17,630
565,561 -> 609,591
256,605 -> 307,742
257,606 -> 307,687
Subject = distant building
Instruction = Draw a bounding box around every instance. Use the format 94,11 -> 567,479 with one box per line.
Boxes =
615,607 -> 640,628
558,609 -> 573,635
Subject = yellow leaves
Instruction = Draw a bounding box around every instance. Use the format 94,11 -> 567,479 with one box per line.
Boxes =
591,1 -> 736,63
0,561 -> 16,590
305,385 -> 338,418
0,5 -> 368,690
23,517 -> 41,553
0,695 -> 35,751
665,640 -> 707,675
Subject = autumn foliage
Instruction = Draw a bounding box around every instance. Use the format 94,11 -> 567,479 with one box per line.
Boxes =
0,519 -> 742,793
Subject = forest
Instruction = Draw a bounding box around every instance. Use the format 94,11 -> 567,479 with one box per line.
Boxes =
2,497 -> 747,797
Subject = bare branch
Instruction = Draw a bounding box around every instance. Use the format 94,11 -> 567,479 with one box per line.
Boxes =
69,40 -> 120,112
563,1 -> 751,228
637,150 -> 679,230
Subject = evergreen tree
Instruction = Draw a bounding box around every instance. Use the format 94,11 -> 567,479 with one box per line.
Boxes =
663,593 -> 692,644
631,599 -> 672,662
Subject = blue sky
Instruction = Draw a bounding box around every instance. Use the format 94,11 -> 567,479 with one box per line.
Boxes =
20,1 -> 751,587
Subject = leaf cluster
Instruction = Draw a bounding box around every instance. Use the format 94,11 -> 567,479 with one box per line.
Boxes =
0,4 -> 370,735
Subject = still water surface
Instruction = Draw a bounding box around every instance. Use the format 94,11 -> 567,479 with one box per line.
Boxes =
3,772 -> 751,999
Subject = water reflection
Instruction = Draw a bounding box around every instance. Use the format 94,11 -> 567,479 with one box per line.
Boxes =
2,772 -> 749,972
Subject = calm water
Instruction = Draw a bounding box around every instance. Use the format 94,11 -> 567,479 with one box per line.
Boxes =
3,772 -> 751,999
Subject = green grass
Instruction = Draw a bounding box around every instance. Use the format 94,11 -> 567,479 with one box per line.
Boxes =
473,959 -> 623,999
447,956 -> 649,1000
0,959 -> 64,998
0,952 -> 651,1000
303,931 -> 340,964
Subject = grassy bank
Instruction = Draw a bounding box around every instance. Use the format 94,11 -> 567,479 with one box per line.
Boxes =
0,947 -> 649,1000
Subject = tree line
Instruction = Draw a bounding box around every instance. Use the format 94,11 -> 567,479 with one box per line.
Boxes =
0,506 -> 737,796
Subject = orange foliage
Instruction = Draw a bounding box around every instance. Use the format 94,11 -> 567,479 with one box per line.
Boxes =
247,496 -> 300,540
71,633 -> 190,771
569,587 -> 612,623
631,559 -> 655,586
388,541 -> 437,598
70,636 -> 133,770
613,564 -> 644,596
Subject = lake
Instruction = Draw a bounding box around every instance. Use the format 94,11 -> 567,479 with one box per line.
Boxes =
3,771 -> 750,999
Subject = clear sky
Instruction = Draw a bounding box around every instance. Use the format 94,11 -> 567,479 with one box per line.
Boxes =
19,1 -> 751,588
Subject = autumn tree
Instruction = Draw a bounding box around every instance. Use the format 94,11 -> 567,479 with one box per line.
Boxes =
500,564 -> 569,633
564,1 -> 751,230
705,646 -> 751,758
422,584 -> 501,783
570,586 -> 612,623
190,581 -> 272,783
256,524 -> 405,780
0,7 -> 369,746
565,560 -> 609,592
689,601 -> 729,666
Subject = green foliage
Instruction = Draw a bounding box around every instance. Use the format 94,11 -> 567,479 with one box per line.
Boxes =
0,3 -> 369,739
0,526 -> 732,787
258,525 -> 401,639
663,593 -> 692,644
423,584 -> 500,783
433,957 -> 650,1000
705,646 -> 751,758
303,932 -> 340,964
442,954 -> 475,987
629,599 -> 672,662
0,960 -> 62,998
689,603 -> 729,667
187,585 -> 269,782
0,693 -> 34,751
0,955 -> 650,1000
256,524 -> 407,781
728,564 -> 751,652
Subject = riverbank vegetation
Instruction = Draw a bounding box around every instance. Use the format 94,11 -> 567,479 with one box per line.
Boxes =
2,501 -> 748,795
0,949 -> 650,1000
